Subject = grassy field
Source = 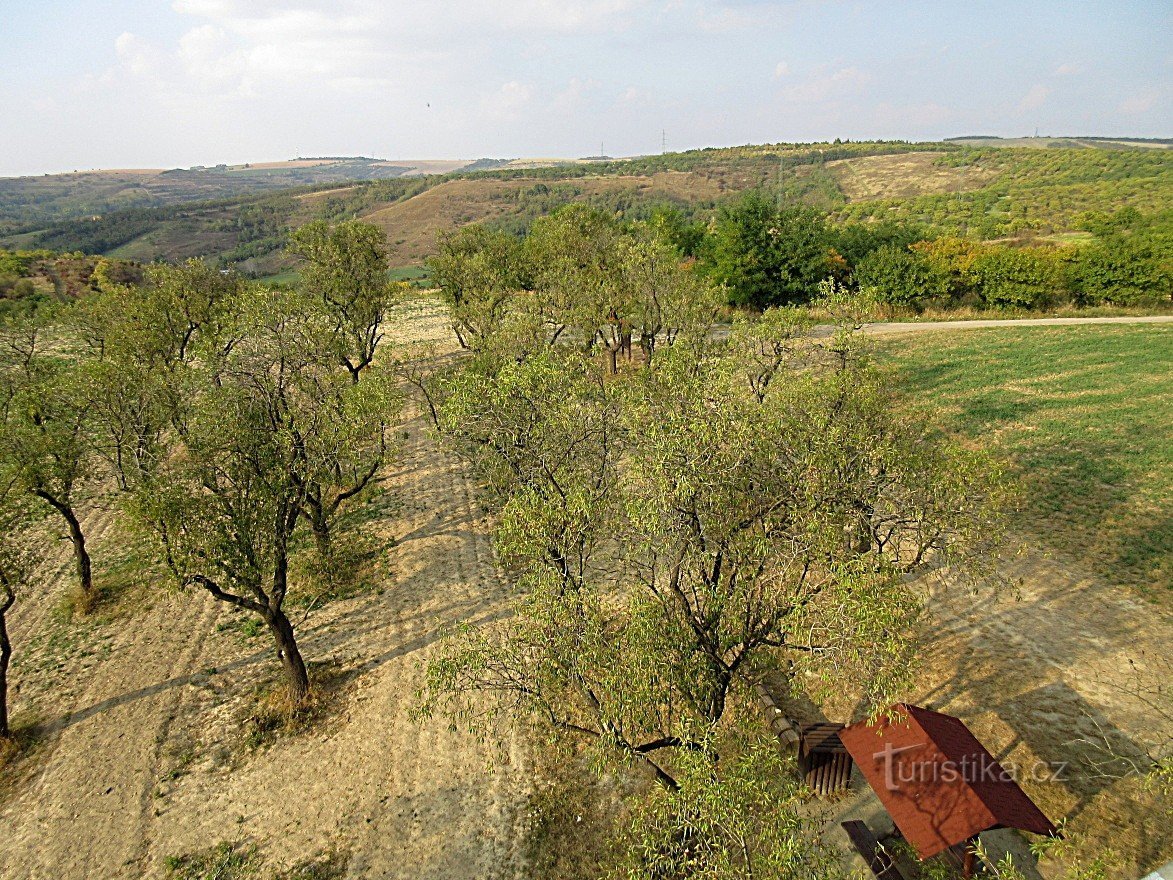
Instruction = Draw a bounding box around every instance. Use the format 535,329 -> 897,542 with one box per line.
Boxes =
879,324 -> 1172,598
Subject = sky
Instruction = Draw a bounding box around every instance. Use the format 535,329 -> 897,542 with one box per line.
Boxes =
1,0 -> 1170,176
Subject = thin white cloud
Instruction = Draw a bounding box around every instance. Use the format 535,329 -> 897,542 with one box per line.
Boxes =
780,66 -> 872,103
774,61 -> 790,79
1118,89 -> 1157,115
480,81 -> 535,119
1017,84 -> 1050,113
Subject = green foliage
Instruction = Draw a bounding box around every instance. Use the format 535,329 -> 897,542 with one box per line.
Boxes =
618,734 -> 837,880
1071,226 -> 1172,307
428,224 -> 529,348
838,147 -> 1173,238
164,842 -> 260,880
428,209 -> 719,366
854,243 -> 952,310
423,313 -> 1006,788
969,245 -> 1067,308
288,219 -> 405,380
704,191 -> 839,308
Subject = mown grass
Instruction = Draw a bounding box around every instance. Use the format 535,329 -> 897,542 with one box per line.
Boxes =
878,324 -> 1172,598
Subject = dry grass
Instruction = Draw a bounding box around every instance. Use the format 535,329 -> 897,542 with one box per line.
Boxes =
360,172 -> 725,265
829,151 -> 999,201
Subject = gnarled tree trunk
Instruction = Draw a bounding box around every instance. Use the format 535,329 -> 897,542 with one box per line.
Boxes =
266,608 -> 310,706
0,587 -> 14,738
34,492 -> 92,595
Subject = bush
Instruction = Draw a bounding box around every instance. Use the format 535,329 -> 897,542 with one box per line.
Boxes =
704,191 -> 838,308
970,246 -> 1067,309
1072,238 -> 1172,306
854,243 -> 951,310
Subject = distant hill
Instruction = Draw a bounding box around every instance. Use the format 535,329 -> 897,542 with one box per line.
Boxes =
2,139 -> 1169,276
944,135 -> 1172,150
0,158 -> 473,234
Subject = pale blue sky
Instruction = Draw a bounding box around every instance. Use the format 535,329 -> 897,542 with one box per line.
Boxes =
1,0 -> 1170,176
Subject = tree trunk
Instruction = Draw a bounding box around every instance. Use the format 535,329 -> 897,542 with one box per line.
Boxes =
66,509 -> 93,596
35,493 -> 92,595
606,346 -> 617,374
266,608 -> 310,706
0,595 -> 13,739
310,502 -> 331,560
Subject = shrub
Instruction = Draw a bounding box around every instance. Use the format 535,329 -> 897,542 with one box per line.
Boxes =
970,246 -> 1067,309
1072,238 -> 1172,306
854,243 -> 951,310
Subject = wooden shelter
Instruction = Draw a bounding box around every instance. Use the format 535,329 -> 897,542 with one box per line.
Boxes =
838,703 -> 1058,876
798,721 -> 853,796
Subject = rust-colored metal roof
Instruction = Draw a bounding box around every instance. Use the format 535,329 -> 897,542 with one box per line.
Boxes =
838,703 -> 1057,859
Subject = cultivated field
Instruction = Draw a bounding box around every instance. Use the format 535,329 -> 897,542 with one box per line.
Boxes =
879,324 -> 1172,598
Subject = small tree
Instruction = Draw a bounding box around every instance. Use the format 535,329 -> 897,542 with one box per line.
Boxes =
525,205 -> 625,363
0,490 -> 42,739
618,230 -> 720,365
288,221 -> 403,558
76,260 -> 239,492
724,306 -> 813,403
132,290 -> 378,705
705,191 -> 837,309
428,224 -> 528,349
288,220 -> 402,383
0,324 -> 97,599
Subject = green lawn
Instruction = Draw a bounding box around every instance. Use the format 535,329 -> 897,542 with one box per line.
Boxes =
879,325 -> 1172,598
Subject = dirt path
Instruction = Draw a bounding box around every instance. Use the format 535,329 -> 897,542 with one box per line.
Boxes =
0,300 -> 529,879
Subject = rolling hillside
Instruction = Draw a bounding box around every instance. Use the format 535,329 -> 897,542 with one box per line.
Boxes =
3,140 -> 1171,277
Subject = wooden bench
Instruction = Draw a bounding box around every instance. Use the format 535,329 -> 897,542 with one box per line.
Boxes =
841,820 -> 906,880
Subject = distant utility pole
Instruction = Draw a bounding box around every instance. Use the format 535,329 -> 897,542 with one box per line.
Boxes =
601,140 -> 605,158
661,129 -> 667,154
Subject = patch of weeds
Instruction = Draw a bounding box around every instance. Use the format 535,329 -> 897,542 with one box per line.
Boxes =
274,850 -> 350,880
164,841 -> 259,880
524,740 -> 632,880
289,530 -> 396,613
216,612 -> 265,642
241,661 -> 355,752
89,530 -> 166,619
160,740 -> 198,783
22,612 -> 113,682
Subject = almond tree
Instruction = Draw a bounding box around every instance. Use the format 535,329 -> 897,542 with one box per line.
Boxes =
288,219 -> 401,383
132,289 -> 393,705
428,224 -> 528,350
76,260 -> 238,492
0,489 -> 41,739
288,221 -> 402,557
0,323 -> 97,599
421,334 -> 1007,792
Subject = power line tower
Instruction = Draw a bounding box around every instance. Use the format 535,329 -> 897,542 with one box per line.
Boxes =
661,129 -> 667,154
